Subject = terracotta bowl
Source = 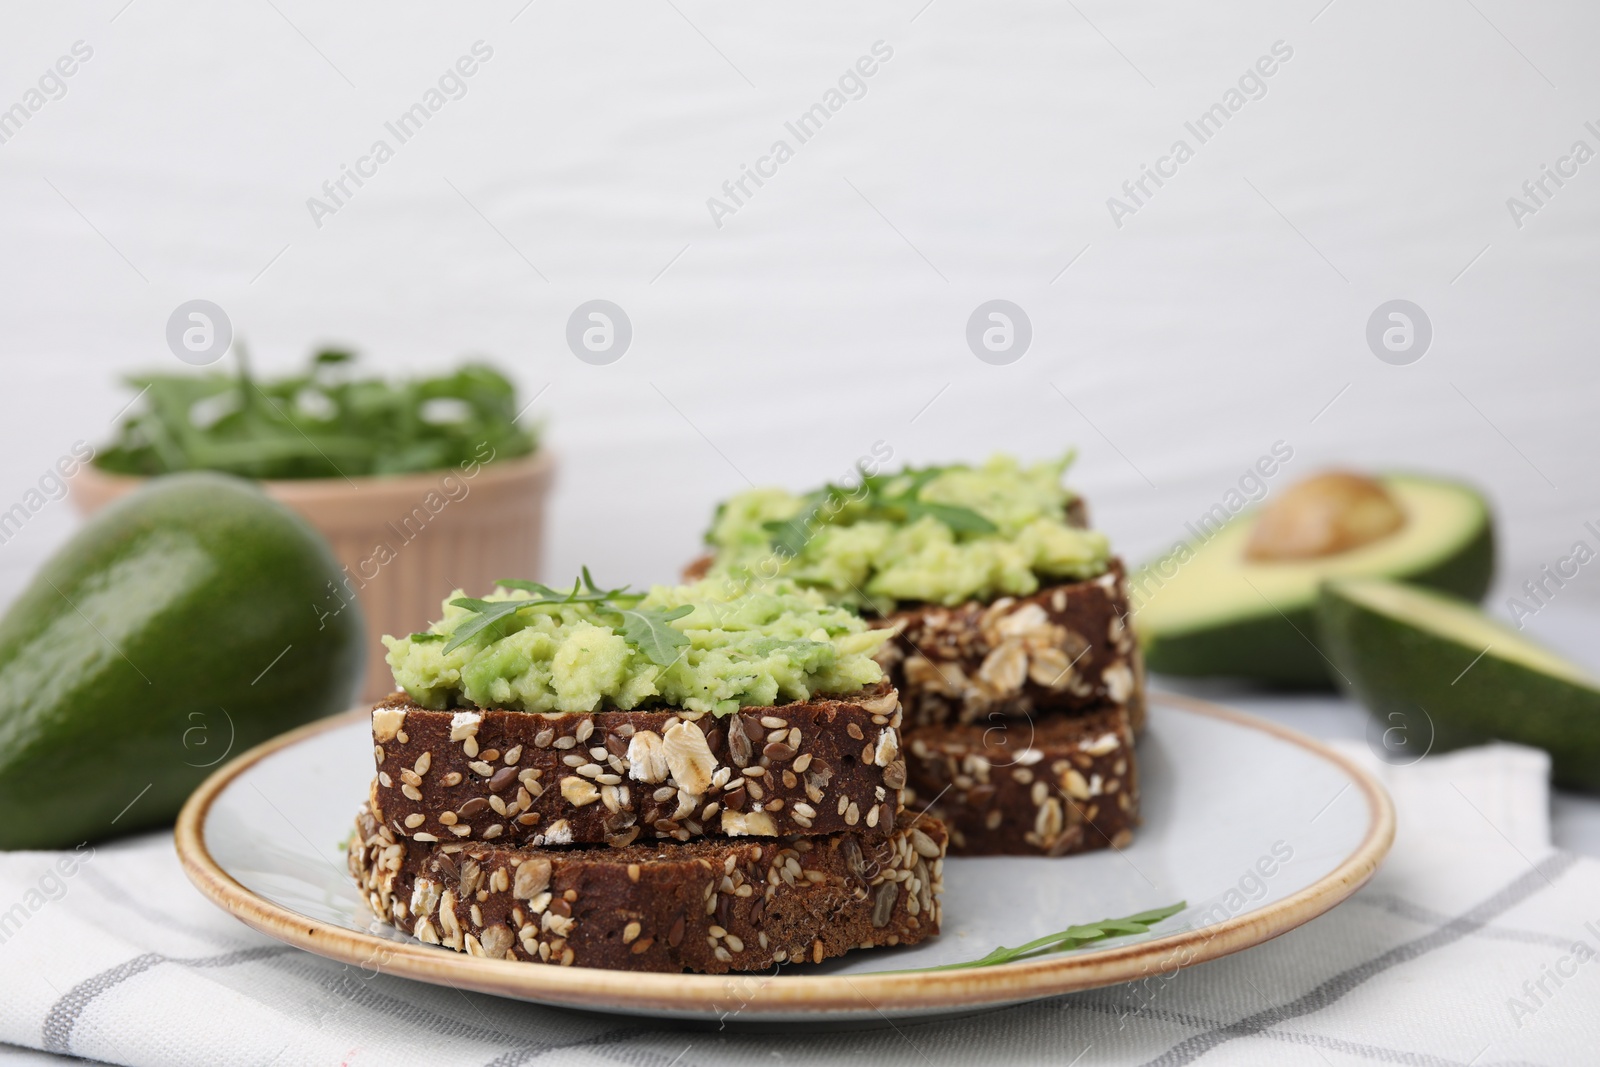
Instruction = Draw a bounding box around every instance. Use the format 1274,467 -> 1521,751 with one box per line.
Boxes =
71,451 -> 556,700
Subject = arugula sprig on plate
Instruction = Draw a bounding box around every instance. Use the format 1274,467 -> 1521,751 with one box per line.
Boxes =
898,901 -> 1186,972
762,463 -> 998,556
440,568 -> 692,666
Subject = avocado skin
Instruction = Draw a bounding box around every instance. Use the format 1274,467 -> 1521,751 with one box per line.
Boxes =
1139,520 -> 1495,688
1140,611 -> 1334,688
0,473 -> 364,848
1317,581 -> 1600,792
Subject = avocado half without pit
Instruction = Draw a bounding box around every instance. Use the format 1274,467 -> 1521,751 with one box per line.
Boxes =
1318,578 -> 1600,792
1132,471 -> 1495,687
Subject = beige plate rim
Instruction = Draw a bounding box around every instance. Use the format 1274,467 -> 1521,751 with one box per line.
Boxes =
175,692 -> 1395,1016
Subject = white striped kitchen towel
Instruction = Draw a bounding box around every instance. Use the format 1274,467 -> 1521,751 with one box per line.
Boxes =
0,742 -> 1593,1067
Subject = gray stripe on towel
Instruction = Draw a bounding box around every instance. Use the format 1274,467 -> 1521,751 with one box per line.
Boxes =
41,947 -> 290,1054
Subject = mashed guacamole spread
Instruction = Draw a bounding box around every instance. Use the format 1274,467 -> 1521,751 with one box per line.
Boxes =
384,578 -> 888,715
704,454 -> 1110,612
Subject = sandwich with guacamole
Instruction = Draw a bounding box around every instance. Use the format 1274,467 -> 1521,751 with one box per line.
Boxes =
692,453 -> 1142,858
350,571 -> 945,973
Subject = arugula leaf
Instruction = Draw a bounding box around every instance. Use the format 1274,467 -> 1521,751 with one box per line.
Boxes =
579,566 -> 604,595
495,573 -> 642,607
579,566 -> 644,604
443,598 -> 540,653
896,466 -> 945,495
606,605 -> 693,667
893,901 -> 1186,973
761,518 -> 812,558
1124,903 -> 1189,924
901,500 -> 997,534
760,462 -> 998,555
442,573 -> 690,665
492,579 -> 565,599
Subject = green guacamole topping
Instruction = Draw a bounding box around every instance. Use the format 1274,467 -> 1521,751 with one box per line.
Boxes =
383,575 -> 889,715
703,454 -> 1110,613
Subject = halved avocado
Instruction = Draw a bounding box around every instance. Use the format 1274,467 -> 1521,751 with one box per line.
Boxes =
1318,578 -> 1600,792
1132,474 -> 1493,686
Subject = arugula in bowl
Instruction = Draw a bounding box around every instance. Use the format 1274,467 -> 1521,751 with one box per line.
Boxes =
95,349 -> 538,480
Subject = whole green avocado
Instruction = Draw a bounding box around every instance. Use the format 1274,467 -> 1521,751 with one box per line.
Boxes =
0,473 -> 364,848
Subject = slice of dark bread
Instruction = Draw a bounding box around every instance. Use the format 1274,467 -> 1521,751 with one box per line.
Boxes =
349,804 -> 946,973
904,704 -> 1138,856
874,559 -> 1145,731
370,682 -> 906,848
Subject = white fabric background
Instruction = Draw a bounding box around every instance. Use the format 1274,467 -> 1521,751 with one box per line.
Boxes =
0,0 -> 1595,608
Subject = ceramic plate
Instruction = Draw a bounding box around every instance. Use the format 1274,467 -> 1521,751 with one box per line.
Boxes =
176,693 -> 1393,1022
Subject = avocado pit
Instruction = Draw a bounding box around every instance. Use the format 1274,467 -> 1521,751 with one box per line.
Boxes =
1244,471 -> 1406,562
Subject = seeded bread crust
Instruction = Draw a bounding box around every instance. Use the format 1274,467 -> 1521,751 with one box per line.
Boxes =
903,705 -> 1139,856
369,682 -> 906,848
349,804 -> 946,974
873,559 -> 1146,731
